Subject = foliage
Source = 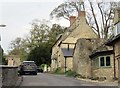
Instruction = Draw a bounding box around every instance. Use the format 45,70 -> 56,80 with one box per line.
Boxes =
87,1 -> 117,39
0,46 -> 7,65
50,0 -> 82,20
2,56 -> 7,65
8,37 -> 28,61
40,64 -> 46,70
50,0 -> 117,39
65,70 -> 78,77
27,45 -> 51,66
54,67 -> 64,74
9,19 -> 66,66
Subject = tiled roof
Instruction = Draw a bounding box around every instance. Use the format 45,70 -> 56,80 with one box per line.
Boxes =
106,33 -> 120,46
61,48 -> 74,57
89,50 -> 113,59
90,43 -> 113,58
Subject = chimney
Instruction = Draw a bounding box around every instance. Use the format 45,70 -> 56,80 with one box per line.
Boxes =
78,11 -> 85,17
69,16 -> 76,26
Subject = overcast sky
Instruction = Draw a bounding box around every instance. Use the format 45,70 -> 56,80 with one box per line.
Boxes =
0,0 -> 70,54
0,0 -> 119,54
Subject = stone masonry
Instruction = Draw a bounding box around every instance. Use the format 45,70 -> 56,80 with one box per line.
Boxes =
73,38 -> 104,78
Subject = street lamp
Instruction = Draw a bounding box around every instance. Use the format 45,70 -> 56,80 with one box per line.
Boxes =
0,24 -> 6,65
0,25 -> 6,27
0,24 -> 6,88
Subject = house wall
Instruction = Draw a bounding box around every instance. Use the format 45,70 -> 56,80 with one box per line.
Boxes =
91,55 -> 118,81
62,38 -> 77,44
73,38 -> 104,78
68,17 -> 98,39
51,11 -> 98,73
66,57 -> 73,71
7,55 -> 21,66
57,48 -> 65,72
114,41 -> 120,57
60,43 -> 75,48
56,47 -> 74,72
51,59 -> 58,72
114,41 -> 120,83
55,43 -> 75,72
114,41 -> 119,79
51,45 -> 60,71
114,8 -> 120,24
51,37 -> 62,71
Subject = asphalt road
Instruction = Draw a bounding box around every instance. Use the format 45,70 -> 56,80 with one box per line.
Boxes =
20,73 -> 118,87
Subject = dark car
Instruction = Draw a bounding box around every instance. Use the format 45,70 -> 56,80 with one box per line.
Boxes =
19,61 -> 37,75
37,66 -> 43,73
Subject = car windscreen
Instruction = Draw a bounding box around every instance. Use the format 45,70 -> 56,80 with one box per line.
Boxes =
23,62 -> 35,65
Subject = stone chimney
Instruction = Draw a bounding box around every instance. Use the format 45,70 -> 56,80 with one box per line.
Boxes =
78,11 -> 85,17
69,16 -> 76,26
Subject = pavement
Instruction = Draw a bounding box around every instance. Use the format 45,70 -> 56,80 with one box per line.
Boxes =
76,77 -> 118,86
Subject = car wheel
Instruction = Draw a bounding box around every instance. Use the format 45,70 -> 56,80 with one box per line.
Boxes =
34,71 -> 37,75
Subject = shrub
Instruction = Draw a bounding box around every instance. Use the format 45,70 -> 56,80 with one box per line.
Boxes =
54,67 -> 63,74
91,77 -> 99,80
65,70 -> 78,77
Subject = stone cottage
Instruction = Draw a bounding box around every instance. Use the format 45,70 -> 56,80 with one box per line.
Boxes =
6,55 -> 21,66
51,3 -> 98,72
106,4 -> 120,82
51,34 -> 62,71
89,44 -> 118,81
73,38 -> 105,78
88,3 -> 120,81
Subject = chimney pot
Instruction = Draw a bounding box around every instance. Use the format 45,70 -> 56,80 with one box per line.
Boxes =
69,16 -> 76,26
78,11 -> 85,17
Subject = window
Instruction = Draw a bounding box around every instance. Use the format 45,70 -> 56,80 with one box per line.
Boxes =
106,56 -> 110,66
117,22 -> 120,34
114,22 -> 120,36
100,57 -> 104,66
99,56 -> 111,67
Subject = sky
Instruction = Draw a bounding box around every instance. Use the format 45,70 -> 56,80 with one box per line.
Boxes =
0,0 -> 119,54
0,0 -> 70,54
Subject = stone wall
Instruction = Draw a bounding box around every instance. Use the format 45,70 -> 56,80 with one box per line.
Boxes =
1,65 -> 19,86
91,54 -> 118,81
114,41 -> 120,85
73,38 -> 104,78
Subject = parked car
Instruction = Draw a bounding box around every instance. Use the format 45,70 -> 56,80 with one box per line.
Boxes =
19,61 -> 37,75
37,66 -> 43,73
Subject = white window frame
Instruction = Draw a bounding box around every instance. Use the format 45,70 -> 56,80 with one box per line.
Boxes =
114,22 -> 120,36
98,55 -> 111,67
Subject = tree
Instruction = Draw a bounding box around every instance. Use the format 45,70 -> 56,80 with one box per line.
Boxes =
26,19 -> 50,51
27,45 -> 51,66
9,37 -> 28,61
50,0 -> 117,39
0,46 -> 7,65
26,23 -> 66,66
8,19 -> 66,65
87,1 -> 117,39
48,24 -> 66,46
50,0 -> 82,20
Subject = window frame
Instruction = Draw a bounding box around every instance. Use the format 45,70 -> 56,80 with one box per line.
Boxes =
114,22 -> 120,36
98,55 -> 111,68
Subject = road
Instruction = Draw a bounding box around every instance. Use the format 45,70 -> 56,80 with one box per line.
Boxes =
20,73 -> 118,87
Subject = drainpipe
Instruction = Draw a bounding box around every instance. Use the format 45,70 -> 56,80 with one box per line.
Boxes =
113,45 -> 117,80
65,57 -> 67,72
